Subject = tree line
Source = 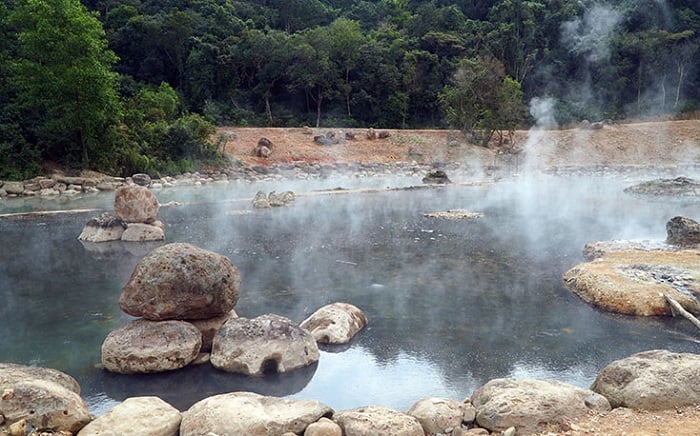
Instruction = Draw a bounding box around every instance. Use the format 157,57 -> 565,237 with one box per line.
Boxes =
1,0 -> 698,179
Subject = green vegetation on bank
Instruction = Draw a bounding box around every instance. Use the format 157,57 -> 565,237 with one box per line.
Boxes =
0,0 -> 698,180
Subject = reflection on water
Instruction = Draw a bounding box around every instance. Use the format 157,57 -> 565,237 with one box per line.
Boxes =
1,174 -> 699,415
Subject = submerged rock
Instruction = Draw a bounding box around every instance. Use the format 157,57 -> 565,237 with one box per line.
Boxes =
211,314 -> 319,376
592,349 -> 700,410
471,378 -> 610,434
119,243 -> 241,321
101,319 -> 202,374
180,392 -> 333,436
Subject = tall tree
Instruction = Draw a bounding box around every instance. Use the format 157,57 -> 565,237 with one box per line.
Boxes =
8,0 -> 122,170
440,55 -> 526,146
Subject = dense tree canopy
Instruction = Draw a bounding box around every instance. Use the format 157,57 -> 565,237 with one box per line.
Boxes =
1,0 -> 698,178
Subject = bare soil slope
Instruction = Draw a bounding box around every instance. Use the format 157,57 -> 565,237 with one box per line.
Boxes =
221,120 -> 700,169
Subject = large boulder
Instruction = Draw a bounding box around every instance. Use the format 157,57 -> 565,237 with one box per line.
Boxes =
77,396 -> 181,436
666,216 -> 700,246
563,250 -> 700,316
77,213 -> 126,242
0,363 -> 90,433
300,302 -> 367,344
591,349 -> 700,411
119,243 -> 241,321
180,392 -> 332,436
406,397 -> 464,435
471,378 -> 610,434
333,406 -> 424,436
114,185 -> 160,224
210,314 -> 320,376
101,319 -> 202,374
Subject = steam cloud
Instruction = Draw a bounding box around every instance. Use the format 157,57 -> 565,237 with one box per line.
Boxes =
560,4 -> 622,63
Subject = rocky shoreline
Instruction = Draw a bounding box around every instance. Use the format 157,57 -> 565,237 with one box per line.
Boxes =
2,160 -> 700,200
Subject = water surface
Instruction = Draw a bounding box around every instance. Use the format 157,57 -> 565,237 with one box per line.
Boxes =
1,173 -> 698,414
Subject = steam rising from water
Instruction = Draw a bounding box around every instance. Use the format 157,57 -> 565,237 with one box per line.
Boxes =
561,4 -> 621,63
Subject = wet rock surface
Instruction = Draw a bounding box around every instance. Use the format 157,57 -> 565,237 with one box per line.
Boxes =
119,242 -> 241,321
300,302 -> 367,344
592,350 -> 700,411
101,319 -> 202,374
211,314 -> 320,376
471,378 -> 611,434
563,250 -> 700,316
77,212 -> 126,242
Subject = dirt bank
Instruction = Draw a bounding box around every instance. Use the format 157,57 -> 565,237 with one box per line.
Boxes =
221,119 -> 700,170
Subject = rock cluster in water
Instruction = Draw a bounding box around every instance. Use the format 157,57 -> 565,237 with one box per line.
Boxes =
78,185 -> 164,243
564,216 -> 700,317
3,349 -> 700,435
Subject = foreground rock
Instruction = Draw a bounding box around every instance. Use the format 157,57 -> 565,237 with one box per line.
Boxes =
591,349 -> 700,411
101,319 -> 202,374
624,176 -> 700,197
114,185 -> 160,223
77,396 -> 181,436
563,250 -> 700,316
666,216 -> 700,246
300,302 -> 367,344
333,405 -> 424,436
471,378 -> 611,434
180,392 -> 332,435
77,213 -> 126,242
211,314 -> 320,376
0,363 -> 90,433
406,397 -> 465,435
119,243 -> 241,320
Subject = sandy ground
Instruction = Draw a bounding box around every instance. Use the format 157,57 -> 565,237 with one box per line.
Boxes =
220,120 -> 700,435
221,120 -> 700,170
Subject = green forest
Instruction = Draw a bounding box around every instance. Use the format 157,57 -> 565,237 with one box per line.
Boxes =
1,0 -> 699,179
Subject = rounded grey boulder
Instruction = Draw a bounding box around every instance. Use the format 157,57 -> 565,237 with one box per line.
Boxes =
119,243 -> 241,320
211,314 -> 319,376
101,319 -> 202,374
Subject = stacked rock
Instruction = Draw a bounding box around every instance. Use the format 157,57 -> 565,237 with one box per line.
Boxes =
78,185 -> 165,243
101,243 -> 241,374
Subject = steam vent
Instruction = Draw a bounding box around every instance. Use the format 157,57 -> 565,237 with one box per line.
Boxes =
78,185 -> 165,242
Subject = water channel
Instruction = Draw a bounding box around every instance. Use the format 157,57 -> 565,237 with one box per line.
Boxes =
1,172 -> 699,415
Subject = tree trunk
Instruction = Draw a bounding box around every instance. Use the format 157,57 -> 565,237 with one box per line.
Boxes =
265,96 -> 273,124
315,86 -> 323,128
674,62 -> 685,109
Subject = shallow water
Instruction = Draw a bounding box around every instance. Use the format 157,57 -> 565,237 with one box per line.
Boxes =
1,173 -> 699,415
